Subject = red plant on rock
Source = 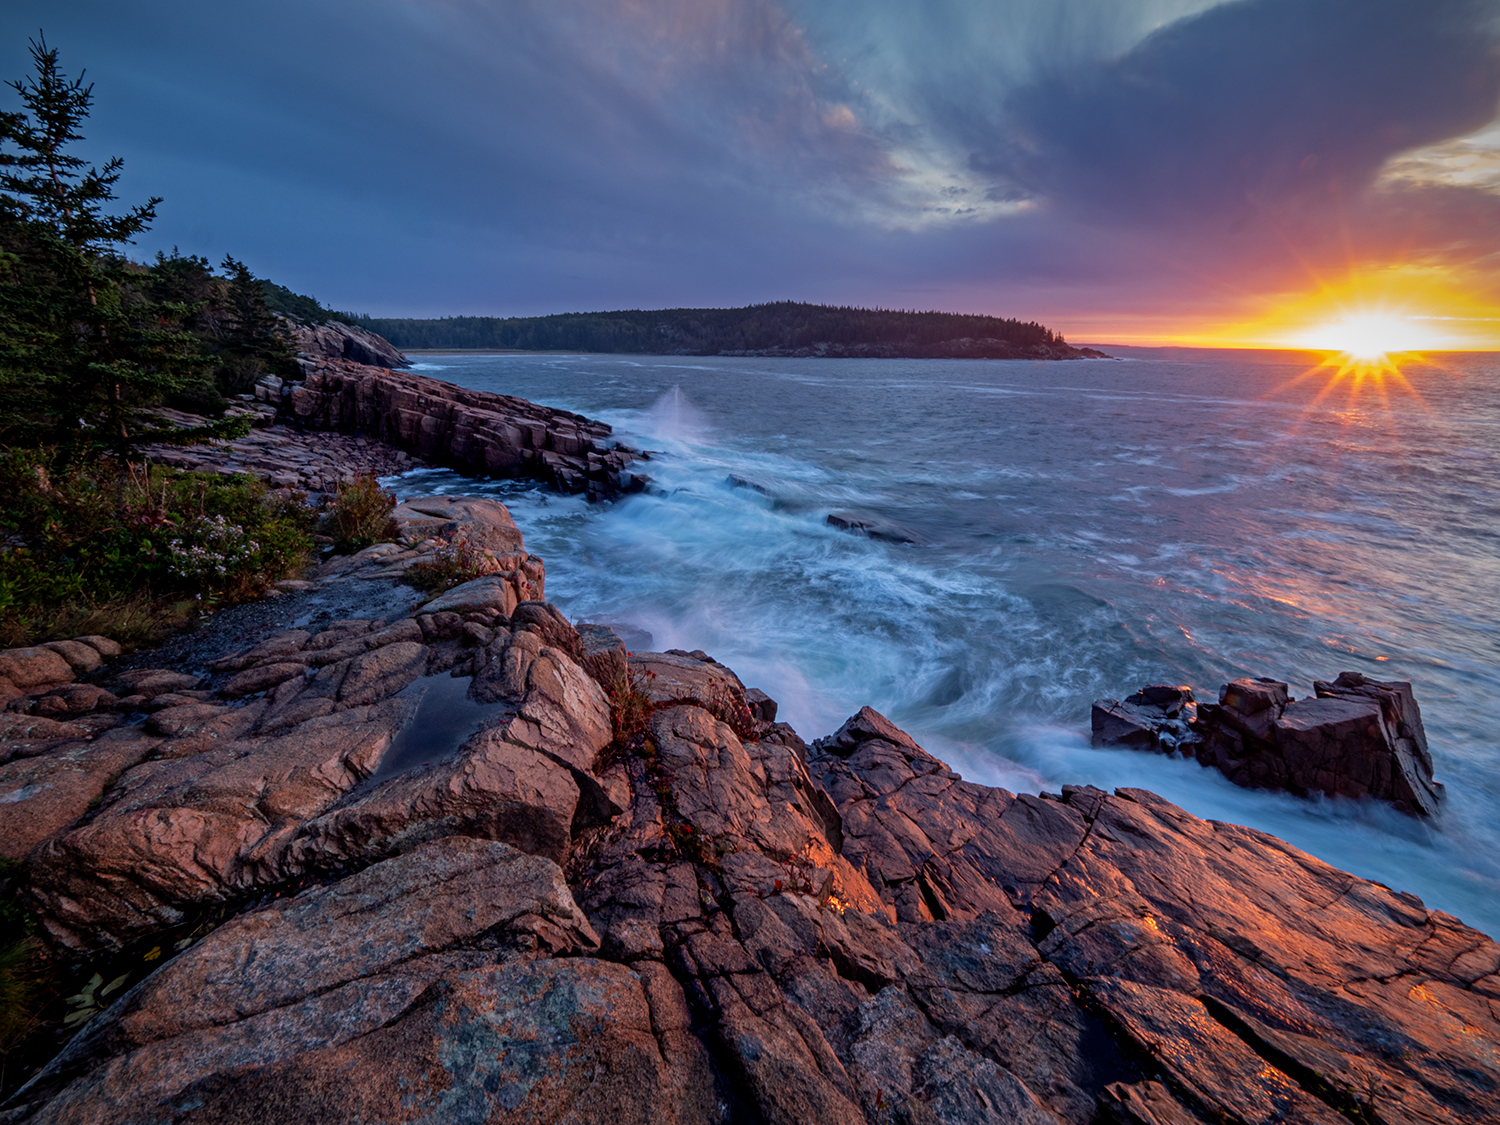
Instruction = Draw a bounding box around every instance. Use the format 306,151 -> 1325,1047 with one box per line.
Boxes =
403,531 -> 501,594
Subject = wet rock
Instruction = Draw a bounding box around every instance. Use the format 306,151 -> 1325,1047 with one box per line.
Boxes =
1091,684 -> 1198,752
1200,673 -> 1440,815
826,510 -> 924,545
1094,672 -> 1443,816
726,473 -> 771,494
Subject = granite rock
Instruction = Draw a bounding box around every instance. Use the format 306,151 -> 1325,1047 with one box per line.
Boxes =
1095,672 -> 1444,816
4,541 -> 1497,1125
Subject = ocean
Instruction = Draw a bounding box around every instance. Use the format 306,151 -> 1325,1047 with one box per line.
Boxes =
384,347 -> 1500,935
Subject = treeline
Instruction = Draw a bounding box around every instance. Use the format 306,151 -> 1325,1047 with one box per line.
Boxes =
357,301 -> 1064,354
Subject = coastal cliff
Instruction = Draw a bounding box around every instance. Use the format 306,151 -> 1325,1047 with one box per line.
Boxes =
289,359 -> 641,500
1,499 -> 1496,1125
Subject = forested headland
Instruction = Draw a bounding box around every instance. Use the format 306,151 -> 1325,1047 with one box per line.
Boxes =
357,303 -> 1104,359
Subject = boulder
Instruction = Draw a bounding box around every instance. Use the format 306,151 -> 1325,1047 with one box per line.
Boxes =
40,641 -> 104,676
1090,684 -> 1197,751
1094,672 -> 1443,816
392,495 -> 526,553
0,646 -> 74,696
826,510 -> 924,544
75,636 -> 122,658
110,669 -> 201,699
28,684 -> 118,718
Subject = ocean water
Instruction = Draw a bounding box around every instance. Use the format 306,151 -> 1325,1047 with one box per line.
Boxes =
384,347 -> 1500,934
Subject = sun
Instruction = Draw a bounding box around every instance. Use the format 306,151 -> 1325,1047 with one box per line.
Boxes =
1296,312 -> 1439,359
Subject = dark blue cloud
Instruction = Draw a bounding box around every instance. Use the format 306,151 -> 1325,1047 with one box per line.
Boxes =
989,0 -> 1500,224
2,0 -> 1498,330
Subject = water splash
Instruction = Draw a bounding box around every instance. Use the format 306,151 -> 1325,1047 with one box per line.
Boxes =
381,349 -> 1500,934
642,385 -> 707,445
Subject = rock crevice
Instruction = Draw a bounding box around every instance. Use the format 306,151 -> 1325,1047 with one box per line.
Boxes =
2,500 -> 1496,1124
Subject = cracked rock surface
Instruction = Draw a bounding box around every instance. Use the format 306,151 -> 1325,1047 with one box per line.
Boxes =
2,501 -> 1498,1124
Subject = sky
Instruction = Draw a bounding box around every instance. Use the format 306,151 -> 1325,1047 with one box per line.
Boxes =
4,0 -> 1500,346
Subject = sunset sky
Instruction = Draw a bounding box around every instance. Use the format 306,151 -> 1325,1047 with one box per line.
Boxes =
5,0 -> 1499,347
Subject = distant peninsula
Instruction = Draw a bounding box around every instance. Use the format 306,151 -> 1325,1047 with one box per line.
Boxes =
354,301 -> 1108,359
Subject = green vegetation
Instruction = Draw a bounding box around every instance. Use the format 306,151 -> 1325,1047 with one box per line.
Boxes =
0,450 -> 315,646
357,301 -> 1066,355
329,473 -> 398,552
403,534 -> 493,594
0,38 -> 320,646
257,277 -> 364,328
0,859 -> 40,1091
0,37 -> 260,453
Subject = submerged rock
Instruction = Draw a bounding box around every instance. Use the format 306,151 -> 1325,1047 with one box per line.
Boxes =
826,510 -> 924,544
1093,671 -> 1444,816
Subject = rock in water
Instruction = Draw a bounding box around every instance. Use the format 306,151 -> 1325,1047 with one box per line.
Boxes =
1090,684 -> 1198,752
3,502 -> 1495,1123
1093,671 -> 1443,815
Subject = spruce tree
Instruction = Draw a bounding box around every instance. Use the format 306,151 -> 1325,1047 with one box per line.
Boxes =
0,36 -> 209,455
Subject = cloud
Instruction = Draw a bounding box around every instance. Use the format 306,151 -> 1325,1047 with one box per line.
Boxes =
3,0 -> 1499,331
989,0 -> 1500,220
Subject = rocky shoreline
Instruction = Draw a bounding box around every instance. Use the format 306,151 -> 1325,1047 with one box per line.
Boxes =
1,496 -> 1497,1124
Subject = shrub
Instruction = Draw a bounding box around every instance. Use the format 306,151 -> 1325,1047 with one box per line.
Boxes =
402,532 -> 497,594
329,473 -> 397,551
0,449 -> 315,645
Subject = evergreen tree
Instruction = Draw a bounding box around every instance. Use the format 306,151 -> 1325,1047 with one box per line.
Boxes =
0,36 -> 211,454
218,255 -> 294,394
